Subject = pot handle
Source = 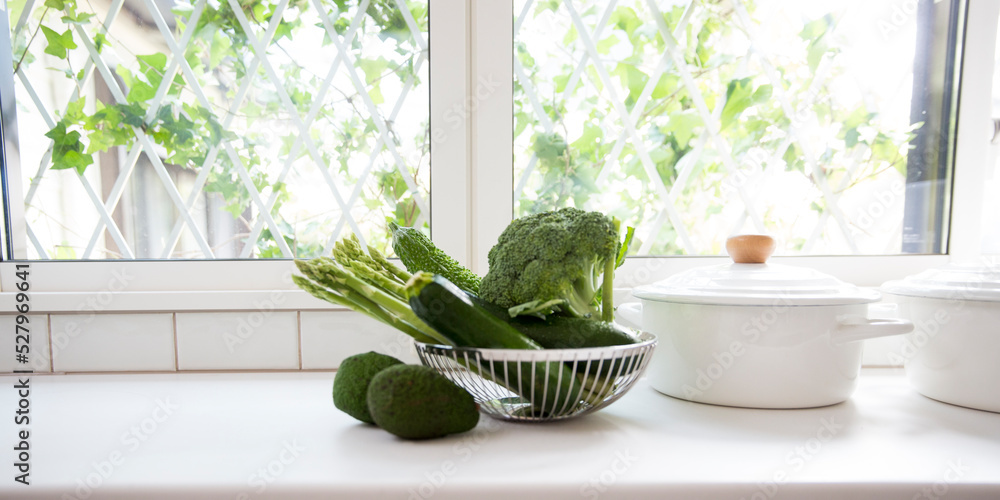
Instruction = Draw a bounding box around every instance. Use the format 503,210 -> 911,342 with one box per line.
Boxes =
831,315 -> 913,345
616,302 -> 643,330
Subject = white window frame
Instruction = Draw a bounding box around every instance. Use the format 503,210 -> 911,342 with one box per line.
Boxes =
0,0 -> 995,313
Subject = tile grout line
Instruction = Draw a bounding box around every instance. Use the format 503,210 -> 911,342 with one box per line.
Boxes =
297,310 -> 303,370
47,314 -> 54,372
172,313 -> 179,372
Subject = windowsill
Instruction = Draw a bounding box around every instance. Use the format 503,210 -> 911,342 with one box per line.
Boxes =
0,255 -> 952,313
0,289 -> 341,313
3,368 -> 998,499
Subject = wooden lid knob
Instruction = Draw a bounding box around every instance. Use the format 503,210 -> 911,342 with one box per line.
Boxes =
726,235 -> 775,264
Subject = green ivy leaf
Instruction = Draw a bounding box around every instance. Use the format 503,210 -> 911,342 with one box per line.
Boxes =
695,18 -> 719,67
533,133 -> 567,161
610,6 -> 641,33
553,73 -> 570,94
274,21 -> 295,42
562,24 -> 578,46
799,15 -> 833,41
534,0 -> 559,16
801,15 -> 834,72
64,97 -> 86,121
596,34 -> 618,55
619,64 -> 648,106
752,84 -> 772,103
368,85 -> 384,105
357,57 -> 389,84
651,73 -> 678,99
663,109 -> 702,147
209,30 -> 232,69
844,128 -> 860,148
127,81 -> 156,101
61,12 -> 95,25
783,143 -> 804,173
137,53 -> 168,92
807,39 -> 827,72
85,129 -> 117,155
46,121 -> 93,174
720,79 -> 771,131
570,123 -> 602,157
40,26 -> 77,59
61,150 -> 93,174
870,132 -> 903,165
721,78 -> 752,130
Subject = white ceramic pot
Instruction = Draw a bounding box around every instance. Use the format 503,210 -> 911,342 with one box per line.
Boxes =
618,236 -> 913,409
880,261 -> 1000,413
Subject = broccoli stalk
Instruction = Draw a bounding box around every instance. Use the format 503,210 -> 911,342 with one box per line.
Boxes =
600,218 -> 621,322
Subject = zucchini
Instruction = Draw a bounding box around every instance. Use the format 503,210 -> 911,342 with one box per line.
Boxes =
510,315 -> 638,350
512,315 -> 638,378
468,295 -> 638,377
408,274 -> 539,349
407,273 -> 582,414
469,294 -> 636,349
390,222 -> 481,294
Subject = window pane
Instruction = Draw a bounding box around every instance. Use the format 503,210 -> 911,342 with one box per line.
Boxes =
5,0 -> 428,259
988,7 -> 1000,255
513,0 -> 960,256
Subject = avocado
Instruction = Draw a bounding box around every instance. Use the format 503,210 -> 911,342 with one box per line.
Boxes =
367,365 -> 479,440
333,351 -> 404,424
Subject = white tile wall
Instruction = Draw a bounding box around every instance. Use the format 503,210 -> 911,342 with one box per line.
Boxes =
0,305 -> 907,374
300,311 -> 419,369
176,312 -> 299,370
0,315 -> 51,372
50,314 -> 175,372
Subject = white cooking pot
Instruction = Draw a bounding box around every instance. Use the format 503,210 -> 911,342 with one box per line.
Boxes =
880,260 -> 1000,413
617,235 -> 913,409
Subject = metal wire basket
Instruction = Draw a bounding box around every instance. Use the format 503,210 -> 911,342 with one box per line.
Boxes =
414,332 -> 657,422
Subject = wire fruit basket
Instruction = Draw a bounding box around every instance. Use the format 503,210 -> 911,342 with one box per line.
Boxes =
414,332 -> 657,422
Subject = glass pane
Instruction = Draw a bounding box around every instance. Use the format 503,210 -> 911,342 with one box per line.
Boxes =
513,0 -> 960,256
988,8 -> 1000,255
6,0 -> 428,259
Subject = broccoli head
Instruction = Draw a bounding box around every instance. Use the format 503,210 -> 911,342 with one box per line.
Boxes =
479,208 -> 620,320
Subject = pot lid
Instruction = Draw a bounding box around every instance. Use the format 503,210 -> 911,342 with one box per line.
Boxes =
631,235 -> 880,306
880,260 -> 1000,302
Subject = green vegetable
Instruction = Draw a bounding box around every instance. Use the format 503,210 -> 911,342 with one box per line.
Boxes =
514,316 -> 639,378
389,221 -> 482,294
333,352 -> 404,424
469,293 -> 636,349
367,364 -> 479,440
406,272 -> 539,349
510,316 -> 637,350
406,272 -> 585,414
293,234 -> 451,346
479,208 -> 621,321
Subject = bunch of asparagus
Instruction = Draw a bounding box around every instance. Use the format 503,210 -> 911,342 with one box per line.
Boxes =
292,235 -> 451,346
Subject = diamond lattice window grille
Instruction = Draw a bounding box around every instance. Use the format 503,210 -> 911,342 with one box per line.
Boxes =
10,0 -> 429,260
513,0 -> 922,256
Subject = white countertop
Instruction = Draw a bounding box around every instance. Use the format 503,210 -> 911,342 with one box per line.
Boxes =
2,368 -> 999,499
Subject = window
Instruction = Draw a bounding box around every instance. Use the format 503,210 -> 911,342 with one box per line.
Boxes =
513,0 -> 962,257
0,0 -> 992,301
987,6 -> 1000,254
3,0 -> 428,260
